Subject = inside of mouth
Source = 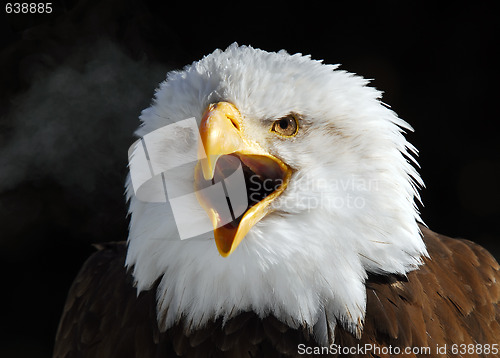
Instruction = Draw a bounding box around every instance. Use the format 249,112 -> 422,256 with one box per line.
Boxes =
236,154 -> 285,208
216,153 -> 286,228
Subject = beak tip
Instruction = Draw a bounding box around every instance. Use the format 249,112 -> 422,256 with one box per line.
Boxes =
216,242 -> 234,258
201,158 -> 216,181
218,250 -> 230,258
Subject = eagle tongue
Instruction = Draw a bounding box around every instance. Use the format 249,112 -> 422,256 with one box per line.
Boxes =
214,217 -> 243,254
194,154 -> 250,230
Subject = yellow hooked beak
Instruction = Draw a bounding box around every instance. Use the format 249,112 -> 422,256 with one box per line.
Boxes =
195,102 -> 292,257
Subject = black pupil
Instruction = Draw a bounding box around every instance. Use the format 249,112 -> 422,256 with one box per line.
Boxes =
279,119 -> 290,129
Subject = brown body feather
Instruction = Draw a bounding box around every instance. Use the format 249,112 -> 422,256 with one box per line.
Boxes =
53,227 -> 500,358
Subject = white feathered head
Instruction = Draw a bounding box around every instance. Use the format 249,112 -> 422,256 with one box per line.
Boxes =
125,44 -> 426,344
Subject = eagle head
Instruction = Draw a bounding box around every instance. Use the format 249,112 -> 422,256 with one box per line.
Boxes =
125,44 -> 427,344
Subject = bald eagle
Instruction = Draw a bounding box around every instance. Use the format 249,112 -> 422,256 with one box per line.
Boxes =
54,45 -> 500,358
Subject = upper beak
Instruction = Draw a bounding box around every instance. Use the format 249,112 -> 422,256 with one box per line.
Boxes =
195,102 -> 292,257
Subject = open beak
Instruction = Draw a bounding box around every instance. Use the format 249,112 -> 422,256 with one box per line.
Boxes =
194,102 -> 292,257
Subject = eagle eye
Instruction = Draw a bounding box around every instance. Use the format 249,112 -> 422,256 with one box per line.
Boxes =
271,115 -> 299,137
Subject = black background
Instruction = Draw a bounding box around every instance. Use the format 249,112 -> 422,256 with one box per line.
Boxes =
1,1 -> 499,356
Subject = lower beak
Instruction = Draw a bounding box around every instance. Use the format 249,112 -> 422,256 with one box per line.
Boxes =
194,102 -> 292,257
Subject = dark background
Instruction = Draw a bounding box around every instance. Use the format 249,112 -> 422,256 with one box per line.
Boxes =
0,1 -> 498,356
